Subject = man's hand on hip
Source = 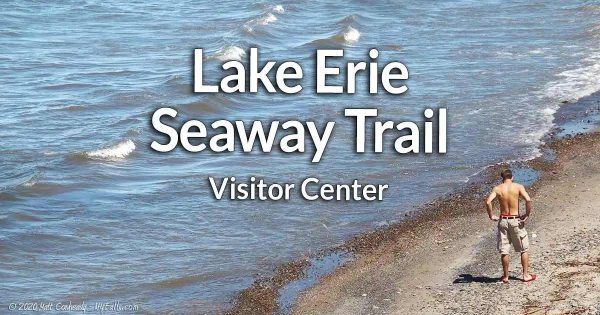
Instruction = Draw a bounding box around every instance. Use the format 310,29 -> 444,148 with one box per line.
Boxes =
519,215 -> 528,224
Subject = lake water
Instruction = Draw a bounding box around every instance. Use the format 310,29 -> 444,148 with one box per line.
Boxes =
1,0 -> 600,312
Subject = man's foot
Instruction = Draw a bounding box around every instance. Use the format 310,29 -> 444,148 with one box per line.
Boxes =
522,274 -> 537,283
501,277 -> 509,284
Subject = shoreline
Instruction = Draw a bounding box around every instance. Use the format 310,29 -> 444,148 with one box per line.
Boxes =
227,93 -> 600,314
293,130 -> 600,314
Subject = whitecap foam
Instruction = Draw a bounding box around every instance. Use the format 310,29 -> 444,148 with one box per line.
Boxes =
243,7 -> 282,34
305,27 -> 362,47
258,13 -> 277,25
243,24 -> 255,34
494,51 -> 529,60
545,51 -> 600,102
23,179 -> 38,187
342,26 -> 360,44
495,51 -> 514,58
23,172 -> 43,188
211,46 -> 246,61
86,140 -> 136,160
529,48 -> 544,55
541,107 -> 556,116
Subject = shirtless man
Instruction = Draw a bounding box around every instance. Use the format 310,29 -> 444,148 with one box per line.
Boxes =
485,169 -> 537,283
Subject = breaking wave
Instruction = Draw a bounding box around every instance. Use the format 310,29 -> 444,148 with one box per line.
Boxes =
85,140 -> 136,160
340,26 -> 360,44
258,13 -> 277,25
303,14 -> 365,47
209,46 -> 246,61
307,26 -> 361,47
243,5 -> 284,34
545,52 -> 600,102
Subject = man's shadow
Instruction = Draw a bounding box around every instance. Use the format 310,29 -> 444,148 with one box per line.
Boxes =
453,274 -> 520,284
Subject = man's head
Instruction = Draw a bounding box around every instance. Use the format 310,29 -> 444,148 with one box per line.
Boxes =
501,169 -> 513,181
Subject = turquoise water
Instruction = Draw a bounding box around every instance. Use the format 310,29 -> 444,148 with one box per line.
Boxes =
1,1 -> 600,312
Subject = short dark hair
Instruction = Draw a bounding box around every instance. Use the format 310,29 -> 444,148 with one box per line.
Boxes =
501,169 -> 513,180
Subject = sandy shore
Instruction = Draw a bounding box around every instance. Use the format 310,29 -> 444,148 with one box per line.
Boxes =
292,131 -> 600,315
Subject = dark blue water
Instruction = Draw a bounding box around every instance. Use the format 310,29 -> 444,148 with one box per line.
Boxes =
2,1 -> 600,312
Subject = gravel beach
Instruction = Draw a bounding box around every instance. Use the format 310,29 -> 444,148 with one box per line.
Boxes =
292,131 -> 600,315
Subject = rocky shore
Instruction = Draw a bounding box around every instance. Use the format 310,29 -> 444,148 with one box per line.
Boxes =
228,93 -> 600,315
292,132 -> 600,315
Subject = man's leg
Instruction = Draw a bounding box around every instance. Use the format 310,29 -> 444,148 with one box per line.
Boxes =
498,221 -> 510,282
501,254 -> 509,282
521,251 -> 534,281
516,222 -> 534,281
521,251 -> 528,275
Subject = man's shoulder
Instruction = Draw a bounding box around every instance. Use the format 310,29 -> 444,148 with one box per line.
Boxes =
512,182 -> 525,189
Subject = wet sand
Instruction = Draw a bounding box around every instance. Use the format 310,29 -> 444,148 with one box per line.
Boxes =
292,131 -> 600,314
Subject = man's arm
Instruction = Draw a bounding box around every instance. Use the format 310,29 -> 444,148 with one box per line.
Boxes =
519,185 -> 532,222
485,189 -> 497,221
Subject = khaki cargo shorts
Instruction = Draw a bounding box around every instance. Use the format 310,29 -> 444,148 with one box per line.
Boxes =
497,218 -> 529,255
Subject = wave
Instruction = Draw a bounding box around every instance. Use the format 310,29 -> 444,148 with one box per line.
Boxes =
494,48 -> 546,60
164,74 -> 182,85
340,26 -> 360,44
301,13 -> 363,47
243,5 -> 285,34
541,107 -> 556,116
337,14 -> 362,26
0,168 -> 45,195
307,26 -> 361,47
545,52 -> 600,102
180,94 -> 239,115
208,46 -> 246,62
337,14 -> 361,44
84,139 -> 136,160
23,172 -> 42,188
258,13 -> 278,25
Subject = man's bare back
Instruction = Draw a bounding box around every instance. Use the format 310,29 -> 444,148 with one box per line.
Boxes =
490,181 -> 531,216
